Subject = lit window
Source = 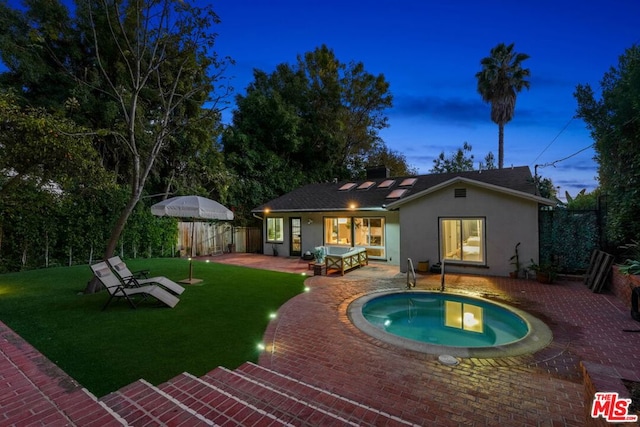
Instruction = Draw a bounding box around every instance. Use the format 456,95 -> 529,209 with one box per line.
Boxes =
377,179 -> 395,189
266,217 -> 284,242
440,218 -> 484,263
324,217 -> 352,245
324,217 -> 385,258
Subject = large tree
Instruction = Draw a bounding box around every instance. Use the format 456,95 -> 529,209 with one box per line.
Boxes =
574,45 -> 640,245
1,1 -> 231,285
223,45 -> 400,222
475,42 -> 530,169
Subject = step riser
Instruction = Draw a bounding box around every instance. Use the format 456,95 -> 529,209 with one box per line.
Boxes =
204,367 -> 363,426
159,372 -> 291,426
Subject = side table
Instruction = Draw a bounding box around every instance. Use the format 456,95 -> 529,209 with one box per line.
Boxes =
313,263 -> 326,276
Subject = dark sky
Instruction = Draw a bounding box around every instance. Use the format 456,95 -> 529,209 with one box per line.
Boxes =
3,0 -> 637,197
212,0 -> 639,197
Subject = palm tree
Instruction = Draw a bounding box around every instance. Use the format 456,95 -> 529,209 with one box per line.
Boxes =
475,43 -> 530,169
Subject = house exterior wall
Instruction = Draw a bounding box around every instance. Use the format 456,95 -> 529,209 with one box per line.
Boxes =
262,211 -> 400,265
398,184 -> 541,277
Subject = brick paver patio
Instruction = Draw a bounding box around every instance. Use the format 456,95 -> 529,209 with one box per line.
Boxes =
1,253 -> 639,425
213,254 -> 639,426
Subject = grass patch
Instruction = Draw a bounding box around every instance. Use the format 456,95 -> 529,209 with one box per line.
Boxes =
0,258 -> 306,397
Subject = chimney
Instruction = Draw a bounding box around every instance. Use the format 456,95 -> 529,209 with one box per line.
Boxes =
366,165 -> 390,179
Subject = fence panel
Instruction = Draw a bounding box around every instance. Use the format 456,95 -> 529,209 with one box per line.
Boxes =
539,209 -> 600,274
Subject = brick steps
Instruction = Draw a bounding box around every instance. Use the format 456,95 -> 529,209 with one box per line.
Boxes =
0,322 -> 126,427
1,321 -> 418,426
159,372 -> 290,426
99,363 -> 419,426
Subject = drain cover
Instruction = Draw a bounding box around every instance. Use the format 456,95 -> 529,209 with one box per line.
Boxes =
438,355 -> 459,365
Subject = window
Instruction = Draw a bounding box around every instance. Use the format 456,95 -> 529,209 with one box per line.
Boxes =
324,217 -> 352,245
440,218 -> 484,263
354,218 -> 385,254
266,217 -> 284,242
324,217 -> 386,258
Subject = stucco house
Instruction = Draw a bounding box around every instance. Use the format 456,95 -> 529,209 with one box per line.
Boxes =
252,166 -> 555,276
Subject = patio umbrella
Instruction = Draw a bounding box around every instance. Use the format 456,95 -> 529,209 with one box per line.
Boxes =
151,196 -> 234,284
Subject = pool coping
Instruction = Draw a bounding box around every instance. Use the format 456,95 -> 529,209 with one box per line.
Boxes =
347,288 -> 553,358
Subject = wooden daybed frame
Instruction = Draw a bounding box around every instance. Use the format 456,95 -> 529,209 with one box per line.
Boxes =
324,246 -> 368,275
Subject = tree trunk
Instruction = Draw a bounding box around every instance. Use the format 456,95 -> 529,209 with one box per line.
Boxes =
83,190 -> 141,294
498,123 -> 505,169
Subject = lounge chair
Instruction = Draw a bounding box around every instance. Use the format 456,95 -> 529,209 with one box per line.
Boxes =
91,262 -> 180,310
107,256 -> 185,295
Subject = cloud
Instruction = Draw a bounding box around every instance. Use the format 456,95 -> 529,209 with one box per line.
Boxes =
389,94 -> 571,130
391,95 -> 487,125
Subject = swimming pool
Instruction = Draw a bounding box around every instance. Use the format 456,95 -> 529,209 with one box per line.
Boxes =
348,290 -> 552,358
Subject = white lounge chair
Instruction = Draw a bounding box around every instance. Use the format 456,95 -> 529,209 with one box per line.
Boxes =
107,256 -> 185,295
91,262 -> 179,310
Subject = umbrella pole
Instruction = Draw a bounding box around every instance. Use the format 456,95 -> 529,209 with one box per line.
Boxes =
190,221 -> 195,281
180,221 -> 202,284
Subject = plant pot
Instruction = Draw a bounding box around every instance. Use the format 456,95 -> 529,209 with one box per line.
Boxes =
536,272 -> 552,284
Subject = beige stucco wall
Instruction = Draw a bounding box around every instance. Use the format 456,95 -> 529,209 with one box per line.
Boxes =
262,211 -> 400,265
397,184 -> 541,277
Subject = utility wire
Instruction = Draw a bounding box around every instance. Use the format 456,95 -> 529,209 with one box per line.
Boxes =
530,117 -> 574,165
535,143 -> 594,169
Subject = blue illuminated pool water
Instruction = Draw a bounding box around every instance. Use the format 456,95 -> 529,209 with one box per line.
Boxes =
362,292 -> 529,348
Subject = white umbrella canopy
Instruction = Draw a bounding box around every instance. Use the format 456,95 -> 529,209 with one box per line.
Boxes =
150,195 -> 234,220
151,195 -> 234,284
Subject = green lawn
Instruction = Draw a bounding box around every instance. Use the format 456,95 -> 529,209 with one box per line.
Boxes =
0,258 -> 306,397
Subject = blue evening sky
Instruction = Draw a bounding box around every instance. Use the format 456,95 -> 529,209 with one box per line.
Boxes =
2,0 -> 638,199
212,0 -> 639,198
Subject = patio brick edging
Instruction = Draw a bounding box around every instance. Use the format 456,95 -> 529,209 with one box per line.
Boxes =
610,265 -> 639,310
581,268 -> 640,426
581,361 -> 640,427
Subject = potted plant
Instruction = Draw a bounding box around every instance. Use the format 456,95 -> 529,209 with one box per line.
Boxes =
272,244 -> 279,257
509,242 -> 521,278
314,246 -> 326,264
528,259 -> 558,284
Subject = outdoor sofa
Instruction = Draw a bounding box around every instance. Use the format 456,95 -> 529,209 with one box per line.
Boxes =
321,246 -> 368,275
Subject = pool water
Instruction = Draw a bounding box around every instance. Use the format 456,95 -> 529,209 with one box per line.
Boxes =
362,292 -> 529,348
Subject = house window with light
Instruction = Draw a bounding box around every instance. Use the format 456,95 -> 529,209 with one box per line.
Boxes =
323,217 -> 386,258
324,217 -> 352,245
440,218 -> 484,263
266,217 -> 284,242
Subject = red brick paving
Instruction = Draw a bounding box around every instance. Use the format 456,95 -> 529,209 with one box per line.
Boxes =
205,254 -> 640,426
1,253 -> 639,425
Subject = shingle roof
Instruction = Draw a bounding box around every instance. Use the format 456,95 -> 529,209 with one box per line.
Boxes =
253,166 -> 544,213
